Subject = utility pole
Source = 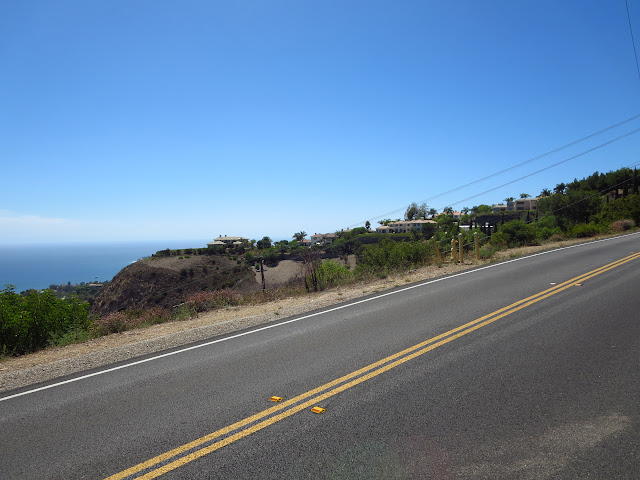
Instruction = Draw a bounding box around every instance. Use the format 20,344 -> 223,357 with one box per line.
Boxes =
260,257 -> 266,290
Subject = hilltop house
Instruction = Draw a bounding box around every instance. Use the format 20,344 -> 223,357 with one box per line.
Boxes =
515,197 -> 538,211
311,233 -> 336,246
207,235 -> 250,250
492,203 -> 509,212
492,198 -> 538,212
376,219 -> 437,233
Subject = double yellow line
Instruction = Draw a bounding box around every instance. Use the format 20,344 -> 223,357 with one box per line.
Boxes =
106,252 -> 640,480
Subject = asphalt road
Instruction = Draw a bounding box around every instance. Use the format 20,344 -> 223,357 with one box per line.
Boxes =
1,233 -> 639,479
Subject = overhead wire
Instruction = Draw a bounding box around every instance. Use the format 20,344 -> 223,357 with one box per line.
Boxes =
535,168 -> 639,220
626,0 -> 640,84
428,126 -> 640,212
350,114 -> 640,229
455,165 -> 639,254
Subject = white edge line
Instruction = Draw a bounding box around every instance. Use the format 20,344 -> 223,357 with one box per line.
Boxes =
2,231 -> 639,402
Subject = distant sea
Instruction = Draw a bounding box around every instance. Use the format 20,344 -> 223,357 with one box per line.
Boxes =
0,241 -> 205,293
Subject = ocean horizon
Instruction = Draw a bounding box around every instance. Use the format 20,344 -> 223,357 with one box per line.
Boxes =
0,240 -> 207,293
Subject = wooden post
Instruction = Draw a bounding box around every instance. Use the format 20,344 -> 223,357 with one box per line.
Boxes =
260,257 -> 266,290
451,238 -> 457,262
458,233 -> 464,264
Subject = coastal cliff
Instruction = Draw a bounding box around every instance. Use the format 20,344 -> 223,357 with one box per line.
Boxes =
90,254 -> 258,317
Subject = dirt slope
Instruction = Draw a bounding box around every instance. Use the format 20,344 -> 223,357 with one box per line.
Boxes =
90,254 -> 258,316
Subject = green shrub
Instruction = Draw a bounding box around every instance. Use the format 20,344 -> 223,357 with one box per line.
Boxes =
569,223 -> 600,238
48,328 -> 94,347
535,226 -> 562,240
0,286 -> 91,355
598,194 -> 640,225
491,220 -> 538,247
355,238 -> 433,275
479,243 -> 502,259
314,261 -> 353,290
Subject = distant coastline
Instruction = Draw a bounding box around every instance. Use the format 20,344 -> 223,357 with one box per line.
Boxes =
0,241 -> 205,293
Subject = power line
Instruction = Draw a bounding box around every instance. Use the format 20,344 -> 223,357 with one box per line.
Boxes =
409,114 -> 640,206
430,126 -> 640,211
350,115 -> 640,228
626,0 -> 640,84
542,170 -> 639,219
457,164 -> 640,251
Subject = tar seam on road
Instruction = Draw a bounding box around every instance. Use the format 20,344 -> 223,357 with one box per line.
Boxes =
104,251 -> 640,480
2,231 -> 639,404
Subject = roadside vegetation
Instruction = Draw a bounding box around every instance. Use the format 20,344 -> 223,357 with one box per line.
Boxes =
1,167 -> 638,358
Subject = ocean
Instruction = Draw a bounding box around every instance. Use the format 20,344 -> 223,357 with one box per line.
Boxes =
0,241 -> 206,293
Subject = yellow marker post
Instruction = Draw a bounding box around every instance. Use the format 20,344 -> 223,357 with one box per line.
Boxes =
474,232 -> 480,262
458,233 -> 464,264
432,237 -> 441,263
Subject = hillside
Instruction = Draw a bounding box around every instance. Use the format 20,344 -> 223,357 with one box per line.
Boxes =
90,254 -> 260,317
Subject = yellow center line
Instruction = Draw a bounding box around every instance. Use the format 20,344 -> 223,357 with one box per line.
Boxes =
106,252 -> 640,479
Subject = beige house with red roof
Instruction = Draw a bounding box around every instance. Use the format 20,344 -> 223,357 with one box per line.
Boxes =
376,219 -> 437,233
207,235 -> 249,250
311,233 -> 336,245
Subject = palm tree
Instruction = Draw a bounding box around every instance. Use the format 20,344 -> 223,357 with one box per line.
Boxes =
539,188 -> 551,197
504,197 -> 515,204
520,193 -> 531,199
443,206 -> 454,216
428,208 -> 438,218
292,231 -> 307,242
554,183 -> 566,194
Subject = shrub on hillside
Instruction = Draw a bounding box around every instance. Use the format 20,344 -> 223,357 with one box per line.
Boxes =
185,290 -> 241,312
91,308 -> 172,336
532,215 -> 562,240
479,243 -> 502,259
92,311 -> 129,335
610,219 -> 636,232
547,233 -> 566,242
356,238 -> 433,276
569,222 -> 600,238
597,194 -> 640,225
535,226 -> 563,240
0,286 -> 91,355
314,260 -> 353,290
491,220 -> 538,248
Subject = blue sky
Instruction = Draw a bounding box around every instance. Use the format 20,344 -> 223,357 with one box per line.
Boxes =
2,0 -> 640,245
